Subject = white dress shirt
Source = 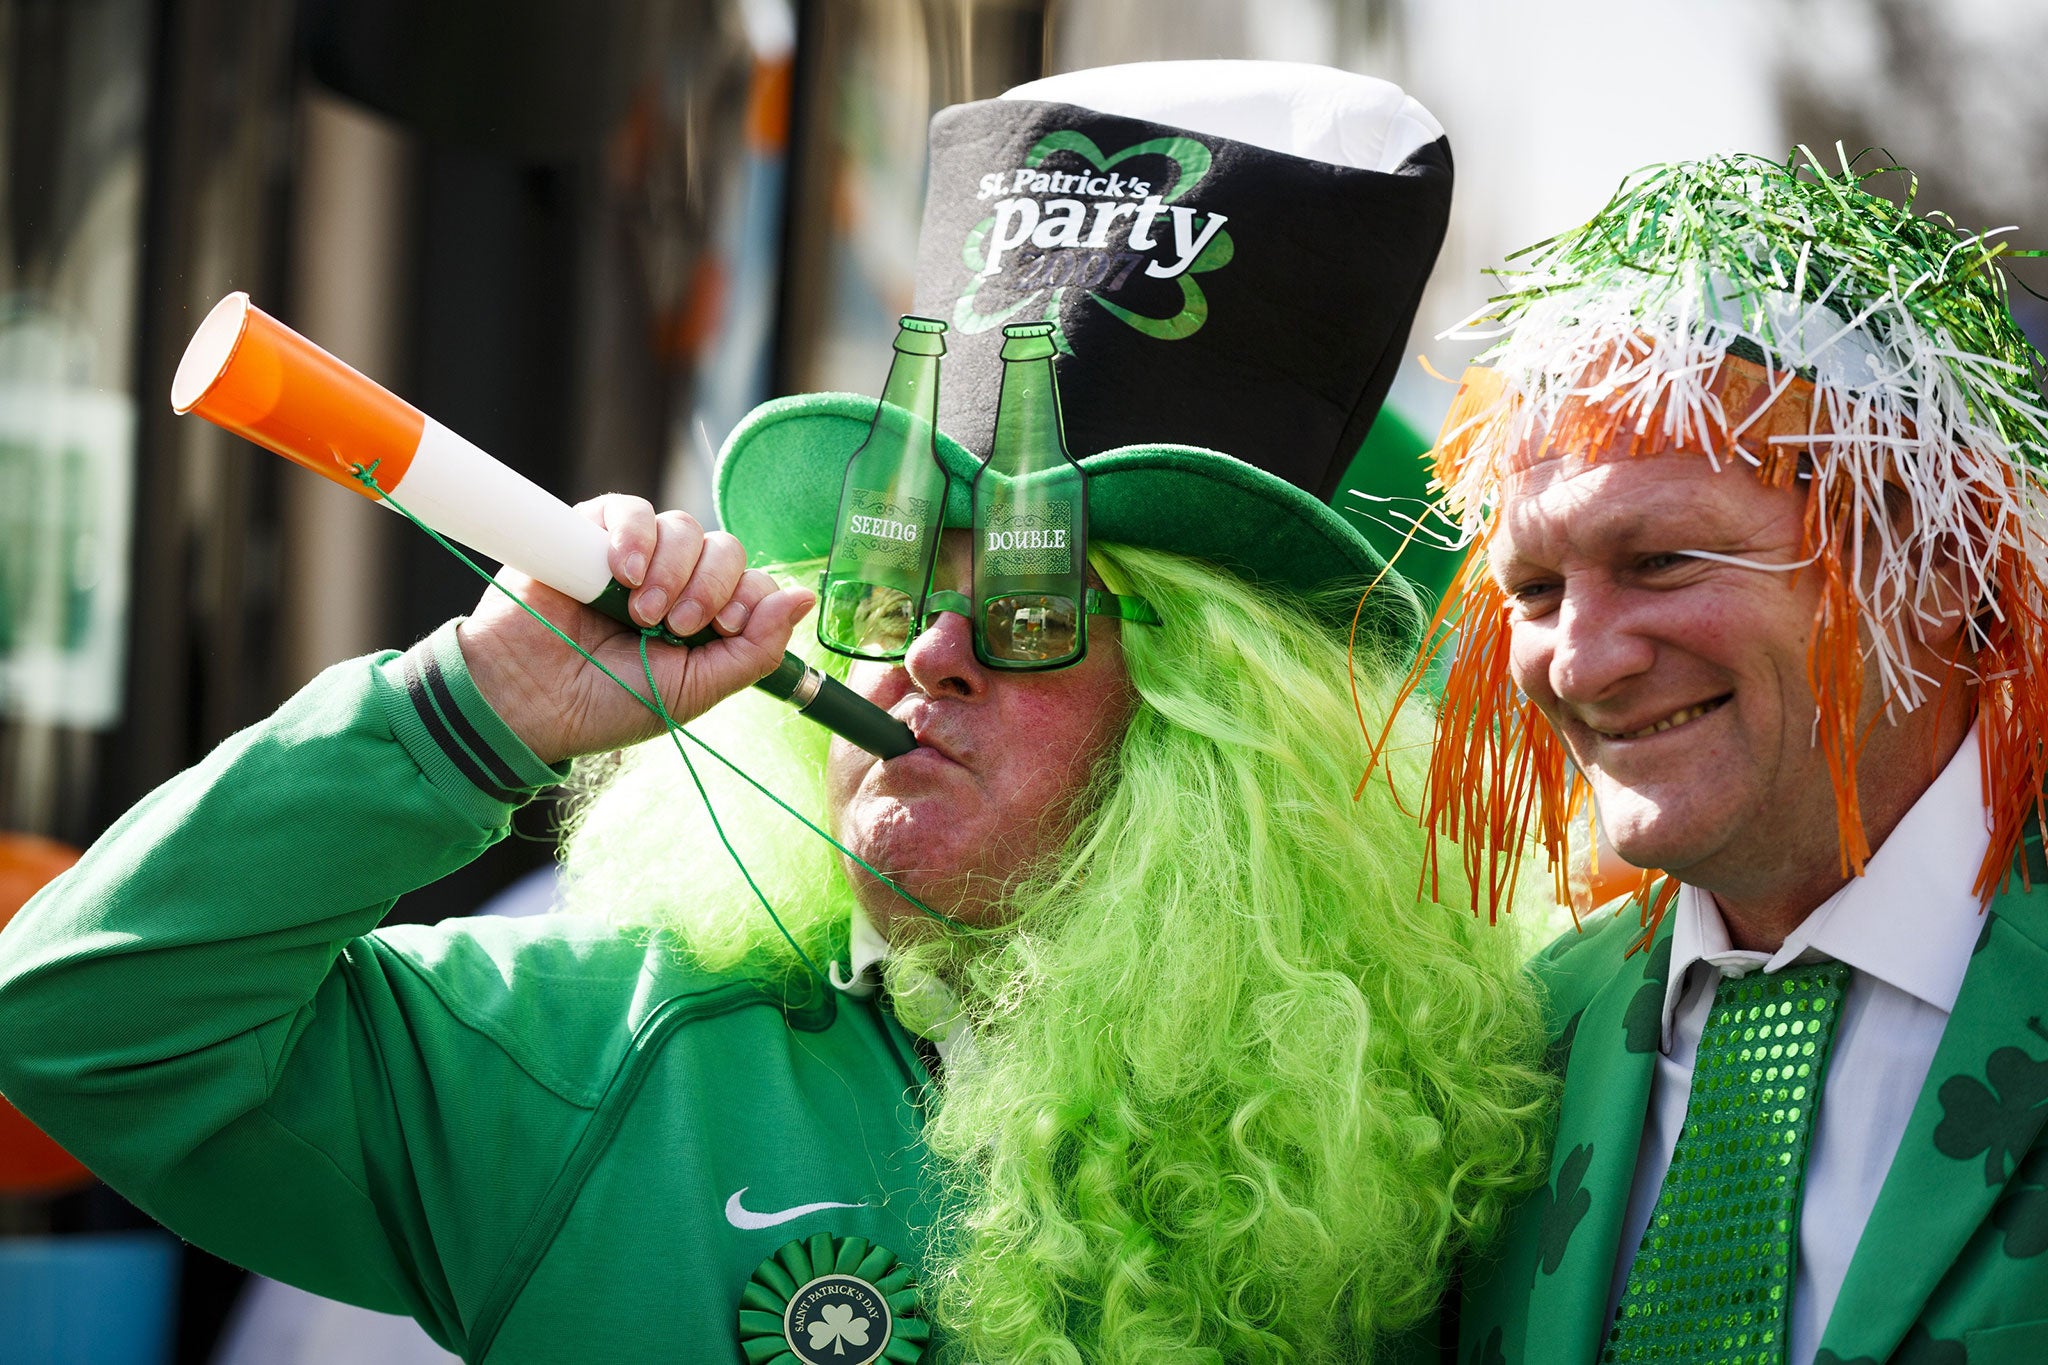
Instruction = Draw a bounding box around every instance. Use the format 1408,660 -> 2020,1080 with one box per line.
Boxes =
1608,725 -> 1991,1365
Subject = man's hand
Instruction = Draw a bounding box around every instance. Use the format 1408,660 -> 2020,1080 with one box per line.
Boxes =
457,495 -> 815,765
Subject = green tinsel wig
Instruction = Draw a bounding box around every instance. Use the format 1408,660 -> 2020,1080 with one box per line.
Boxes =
558,545 -> 1553,1363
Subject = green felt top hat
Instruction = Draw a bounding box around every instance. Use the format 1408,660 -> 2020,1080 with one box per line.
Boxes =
716,60 -> 1454,630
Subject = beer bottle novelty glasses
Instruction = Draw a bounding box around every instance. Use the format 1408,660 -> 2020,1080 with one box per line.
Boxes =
818,317 -> 952,659
821,318 -> 1160,669
971,322 -> 1091,669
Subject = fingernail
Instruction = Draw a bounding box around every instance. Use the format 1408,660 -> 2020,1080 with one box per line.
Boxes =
622,552 -> 647,587
634,588 -> 666,622
671,601 -> 706,635
716,600 -> 749,632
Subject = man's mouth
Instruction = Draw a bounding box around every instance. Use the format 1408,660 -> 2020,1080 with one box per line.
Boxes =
1594,695 -> 1731,741
892,705 -> 967,767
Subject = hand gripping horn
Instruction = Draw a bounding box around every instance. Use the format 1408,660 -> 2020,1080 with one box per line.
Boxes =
171,292 -> 915,759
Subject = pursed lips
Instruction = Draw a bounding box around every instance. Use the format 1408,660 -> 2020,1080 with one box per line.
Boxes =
895,704 -> 970,767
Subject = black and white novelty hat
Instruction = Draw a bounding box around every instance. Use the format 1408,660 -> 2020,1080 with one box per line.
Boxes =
718,60 -> 1452,622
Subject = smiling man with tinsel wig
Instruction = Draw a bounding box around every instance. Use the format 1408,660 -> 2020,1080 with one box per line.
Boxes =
1403,151 -> 2048,1365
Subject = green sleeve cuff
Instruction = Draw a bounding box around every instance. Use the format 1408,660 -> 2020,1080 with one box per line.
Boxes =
373,621 -> 571,823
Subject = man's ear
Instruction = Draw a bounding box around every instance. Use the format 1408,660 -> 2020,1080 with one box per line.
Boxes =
1876,486 -> 1977,654
1912,553 -> 1970,643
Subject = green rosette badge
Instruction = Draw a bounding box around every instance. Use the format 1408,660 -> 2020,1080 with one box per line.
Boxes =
738,1232 -> 927,1365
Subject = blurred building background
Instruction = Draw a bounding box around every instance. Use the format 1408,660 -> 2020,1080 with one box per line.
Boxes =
1,0 -> 2045,1361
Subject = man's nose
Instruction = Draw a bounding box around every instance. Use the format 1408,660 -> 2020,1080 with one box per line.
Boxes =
1546,583 -> 1656,706
903,602 -> 989,700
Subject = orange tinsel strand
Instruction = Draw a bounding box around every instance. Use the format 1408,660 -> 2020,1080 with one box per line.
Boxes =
1971,519 -> 2048,903
1626,876 -> 1682,956
1369,542 -> 1577,925
1803,478 -> 1874,879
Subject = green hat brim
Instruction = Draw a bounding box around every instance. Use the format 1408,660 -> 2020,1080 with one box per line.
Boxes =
715,393 -> 1420,638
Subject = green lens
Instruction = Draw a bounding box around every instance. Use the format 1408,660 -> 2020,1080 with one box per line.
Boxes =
820,579 -> 917,658
974,321 -> 1088,671
980,593 -> 1080,663
819,317 -> 949,661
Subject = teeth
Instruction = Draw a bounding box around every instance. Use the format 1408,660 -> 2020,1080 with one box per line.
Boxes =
1611,702 -> 1718,740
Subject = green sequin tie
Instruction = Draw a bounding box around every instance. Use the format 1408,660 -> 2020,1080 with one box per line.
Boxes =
1601,959 -> 1851,1365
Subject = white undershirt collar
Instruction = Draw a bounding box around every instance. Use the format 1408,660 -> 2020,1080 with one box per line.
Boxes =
830,903 -> 893,999
831,903 -> 975,1069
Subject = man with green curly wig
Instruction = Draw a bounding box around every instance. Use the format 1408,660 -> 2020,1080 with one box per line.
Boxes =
0,63 -> 1550,1365
1405,150 -> 2048,1364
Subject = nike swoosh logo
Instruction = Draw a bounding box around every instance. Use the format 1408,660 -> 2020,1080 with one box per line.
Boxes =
724,1187 -> 867,1231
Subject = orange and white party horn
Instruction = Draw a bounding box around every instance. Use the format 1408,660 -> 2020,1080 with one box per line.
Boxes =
170,292 -> 916,759
172,292 -> 617,606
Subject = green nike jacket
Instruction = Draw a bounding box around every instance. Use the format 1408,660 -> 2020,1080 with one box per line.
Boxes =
0,625 -> 943,1364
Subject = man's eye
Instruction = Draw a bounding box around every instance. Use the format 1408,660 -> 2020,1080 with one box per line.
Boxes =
1638,552 -> 1690,573
1505,580 -> 1558,612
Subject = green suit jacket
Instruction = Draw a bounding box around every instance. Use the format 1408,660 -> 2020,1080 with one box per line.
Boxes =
1459,852 -> 2048,1365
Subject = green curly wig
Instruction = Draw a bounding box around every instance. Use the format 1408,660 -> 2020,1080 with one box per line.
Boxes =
558,545 -> 1553,1363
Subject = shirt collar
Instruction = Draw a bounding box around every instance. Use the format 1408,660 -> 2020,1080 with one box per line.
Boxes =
829,902 -> 893,1000
830,902 -> 975,1067
1658,723 -> 1989,1052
